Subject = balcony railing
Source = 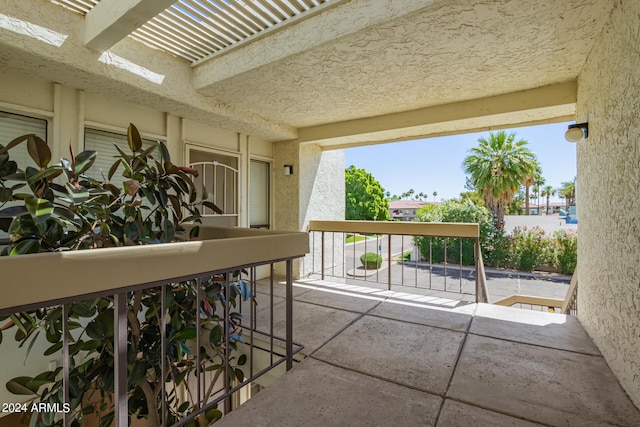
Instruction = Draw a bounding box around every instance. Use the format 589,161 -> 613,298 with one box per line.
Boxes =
0,226 -> 308,427
306,221 -> 490,303
493,270 -> 578,315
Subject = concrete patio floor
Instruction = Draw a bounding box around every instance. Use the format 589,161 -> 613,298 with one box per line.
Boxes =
220,279 -> 640,426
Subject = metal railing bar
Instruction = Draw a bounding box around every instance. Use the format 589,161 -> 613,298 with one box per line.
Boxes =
114,292 -> 128,427
414,241 -> 418,288
285,259 -> 293,371
342,232 -> 346,278
429,237 -> 433,289
321,231 -> 325,280
332,232 -> 335,277
250,267 -> 255,379
444,239 -> 448,292
196,278 -> 202,411
62,304 -> 70,427
270,263 -> 274,366
224,275 -> 231,414
459,238 -> 463,293
161,286 -> 167,426
375,234 -> 379,283
401,235 -> 404,289
363,234 -> 368,280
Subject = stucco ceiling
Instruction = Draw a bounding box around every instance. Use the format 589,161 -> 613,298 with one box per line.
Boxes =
0,0 -> 615,145
196,0 -> 612,129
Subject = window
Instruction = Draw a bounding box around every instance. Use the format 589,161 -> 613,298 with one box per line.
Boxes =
0,111 -> 47,169
84,128 -> 156,188
250,159 -> 270,228
0,112 -> 47,243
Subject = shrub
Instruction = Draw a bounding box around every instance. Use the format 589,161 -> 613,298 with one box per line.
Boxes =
415,200 -> 496,265
552,229 -> 577,274
483,228 -> 510,268
360,251 -> 382,269
0,125 -> 242,427
510,226 -> 553,272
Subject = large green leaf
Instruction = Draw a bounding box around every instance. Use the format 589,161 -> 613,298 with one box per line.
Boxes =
174,326 -> 196,341
6,376 -> 37,395
0,205 -> 29,218
158,140 -> 171,162
73,150 -> 97,175
128,361 -> 148,386
10,239 -> 40,256
26,134 -> 51,168
203,201 -> 224,215
26,371 -> 57,391
127,123 -> 142,153
0,187 -> 13,202
25,197 -> 54,224
0,159 -> 17,178
26,166 -> 63,186
65,183 -> 90,204
0,134 -> 29,156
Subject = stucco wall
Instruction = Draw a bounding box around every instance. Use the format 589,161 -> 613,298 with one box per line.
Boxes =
273,141 -> 345,276
0,72 -> 281,406
576,0 -> 640,407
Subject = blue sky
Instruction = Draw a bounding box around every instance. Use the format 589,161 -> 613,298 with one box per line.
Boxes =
344,122 -> 577,202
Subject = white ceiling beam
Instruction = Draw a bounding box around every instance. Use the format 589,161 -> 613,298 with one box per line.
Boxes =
295,82 -> 577,149
84,0 -> 176,52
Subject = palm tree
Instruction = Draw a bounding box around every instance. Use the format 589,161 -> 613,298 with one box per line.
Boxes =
521,168 -> 541,215
541,185 -> 555,215
534,177 -> 545,215
463,131 -> 538,230
432,191 -> 438,202
558,178 -> 576,208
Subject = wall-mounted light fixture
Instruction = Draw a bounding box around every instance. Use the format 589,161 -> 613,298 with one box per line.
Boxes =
284,165 -> 293,175
565,122 -> 589,142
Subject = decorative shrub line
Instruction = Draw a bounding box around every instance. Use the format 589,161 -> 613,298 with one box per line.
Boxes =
414,200 -> 577,275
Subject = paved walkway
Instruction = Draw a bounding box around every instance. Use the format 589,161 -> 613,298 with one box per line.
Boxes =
325,260 -> 572,307
220,280 -> 639,426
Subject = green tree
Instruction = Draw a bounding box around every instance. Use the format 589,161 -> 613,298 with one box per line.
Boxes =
415,199 -> 508,266
558,177 -> 576,208
541,185 -> 556,214
522,167 -> 541,215
459,190 -> 484,206
432,191 -> 438,202
462,131 -> 539,230
345,165 -> 389,220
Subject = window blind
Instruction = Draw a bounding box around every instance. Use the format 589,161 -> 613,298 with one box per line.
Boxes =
250,159 -> 270,228
0,112 -> 47,242
84,128 -> 155,188
0,112 -> 47,169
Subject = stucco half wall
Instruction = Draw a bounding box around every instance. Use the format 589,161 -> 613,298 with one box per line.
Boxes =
577,0 -> 640,407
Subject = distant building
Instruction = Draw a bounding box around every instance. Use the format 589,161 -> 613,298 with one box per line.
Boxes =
388,200 -> 437,221
522,201 -> 568,215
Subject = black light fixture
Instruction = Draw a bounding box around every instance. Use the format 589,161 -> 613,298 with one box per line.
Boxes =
565,122 -> 589,142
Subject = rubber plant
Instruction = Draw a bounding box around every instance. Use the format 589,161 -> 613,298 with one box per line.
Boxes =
0,124 -> 249,427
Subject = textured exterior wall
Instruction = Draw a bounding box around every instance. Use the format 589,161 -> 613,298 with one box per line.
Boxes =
577,0 -> 640,407
273,142 -> 345,277
300,147 -> 345,276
